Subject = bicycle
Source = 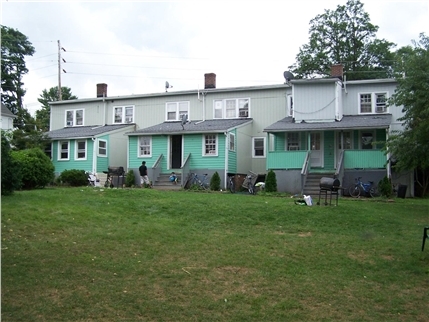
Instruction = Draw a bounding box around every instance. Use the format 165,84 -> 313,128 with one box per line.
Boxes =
348,177 -> 380,198
188,173 -> 209,190
227,175 -> 235,193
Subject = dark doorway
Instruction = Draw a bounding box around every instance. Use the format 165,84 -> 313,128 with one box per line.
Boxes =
171,135 -> 182,169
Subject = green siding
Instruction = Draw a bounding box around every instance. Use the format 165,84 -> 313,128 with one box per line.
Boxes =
52,139 -> 94,174
128,135 -> 168,169
228,129 -> 237,173
184,134 -> 225,170
344,150 -> 386,169
376,129 -> 386,149
97,135 -> 109,172
275,133 -> 285,150
267,151 -> 307,169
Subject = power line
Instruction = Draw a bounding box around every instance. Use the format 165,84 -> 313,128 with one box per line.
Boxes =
66,50 -> 209,60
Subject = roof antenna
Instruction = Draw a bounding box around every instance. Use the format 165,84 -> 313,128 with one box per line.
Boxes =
165,81 -> 173,92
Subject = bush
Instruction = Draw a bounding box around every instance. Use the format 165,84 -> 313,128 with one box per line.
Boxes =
1,131 -> 22,195
11,148 -> 54,189
265,170 -> 277,192
125,170 -> 135,187
378,176 -> 393,198
210,171 -> 221,191
58,169 -> 88,187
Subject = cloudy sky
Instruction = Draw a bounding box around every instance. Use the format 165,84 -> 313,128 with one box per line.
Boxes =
2,0 -> 428,116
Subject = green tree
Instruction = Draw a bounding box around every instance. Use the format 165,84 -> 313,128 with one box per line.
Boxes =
210,171 -> 221,191
265,170 -> 277,193
35,87 -> 78,131
289,0 -> 396,80
1,25 -> 35,127
1,131 -> 22,195
387,33 -> 429,196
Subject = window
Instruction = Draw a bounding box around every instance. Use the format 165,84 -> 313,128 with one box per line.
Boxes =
286,132 -> 300,151
166,101 -> 189,121
65,109 -> 84,126
287,95 -> 293,117
75,140 -> 87,160
359,93 -> 388,113
361,131 -> 375,150
114,106 -> 134,123
98,140 -> 107,156
213,98 -> 250,119
203,134 -> 217,156
58,141 -> 69,160
139,136 -> 152,157
229,133 -> 235,151
338,131 -> 352,150
253,137 -> 265,158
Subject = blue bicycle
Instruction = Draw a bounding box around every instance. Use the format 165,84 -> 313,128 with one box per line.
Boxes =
348,177 -> 380,198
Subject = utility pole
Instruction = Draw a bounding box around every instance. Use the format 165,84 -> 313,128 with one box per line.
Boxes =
58,40 -> 66,100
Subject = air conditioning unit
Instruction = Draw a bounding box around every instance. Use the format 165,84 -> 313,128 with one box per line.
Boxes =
66,121 -> 73,126
239,110 -> 249,117
376,106 -> 385,113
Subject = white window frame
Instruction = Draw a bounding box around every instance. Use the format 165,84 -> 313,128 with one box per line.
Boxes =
98,139 -> 107,157
113,105 -> 134,124
138,136 -> 152,157
229,132 -> 235,152
213,98 -> 250,119
286,132 -> 300,151
252,137 -> 266,158
337,131 -> 353,150
65,109 -> 84,127
58,140 -> 70,160
360,130 -> 375,150
287,94 -> 293,117
359,92 -> 388,114
75,140 -> 87,160
165,101 -> 190,121
203,134 -> 218,156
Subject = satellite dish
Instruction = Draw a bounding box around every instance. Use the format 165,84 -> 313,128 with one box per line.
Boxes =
283,71 -> 294,83
165,81 -> 173,92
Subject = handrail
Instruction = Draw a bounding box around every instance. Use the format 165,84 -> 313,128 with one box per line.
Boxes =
180,153 -> 192,187
334,150 -> 344,178
300,151 -> 311,195
151,154 -> 163,184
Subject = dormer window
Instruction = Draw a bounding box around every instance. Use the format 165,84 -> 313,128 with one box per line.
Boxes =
65,109 -> 84,126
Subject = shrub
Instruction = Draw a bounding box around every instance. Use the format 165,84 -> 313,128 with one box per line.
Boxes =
125,170 -> 135,187
11,148 -> 54,189
210,171 -> 221,191
1,131 -> 22,195
265,170 -> 277,192
58,169 -> 88,187
378,176 -> 393,198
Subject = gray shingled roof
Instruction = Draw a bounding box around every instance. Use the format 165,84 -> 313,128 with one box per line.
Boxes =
127,118 -> 253,135
46,124 -> 135,140
264,114 -> 393,132
1,103 -> 16,118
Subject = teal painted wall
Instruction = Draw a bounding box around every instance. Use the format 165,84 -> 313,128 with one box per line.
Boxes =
228,129 -> 237,174
128,135 -> 168,169
97,135 -> 109,172
184,133 -> 225,170
275,133 -> 285,150
52,139 -> 94,174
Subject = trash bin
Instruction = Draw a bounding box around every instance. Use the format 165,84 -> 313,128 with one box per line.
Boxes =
397,184 -> 407,198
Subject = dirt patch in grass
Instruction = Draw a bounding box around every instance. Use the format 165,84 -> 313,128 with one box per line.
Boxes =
298,232 -> 312,237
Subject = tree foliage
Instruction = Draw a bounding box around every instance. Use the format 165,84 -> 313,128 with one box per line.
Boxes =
1,131 -> 22,195
265,170 -> 277,193
11,148 -> 55,189
387,33 -> 429,196
210,171 -> 221,191
1,25 -> 35,127
35,87 -> 78,132
289,0 -> 396,80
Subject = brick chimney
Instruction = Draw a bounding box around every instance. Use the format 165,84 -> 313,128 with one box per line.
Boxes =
97,83 -> 108,97
204,73 -> 216,89
331,64 -> 343,80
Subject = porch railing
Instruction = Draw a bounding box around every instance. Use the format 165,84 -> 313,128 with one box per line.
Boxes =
300,151 -> 311,195
181,153 -> 192,187
344,150 -> 386,169
267,151 -> 308,169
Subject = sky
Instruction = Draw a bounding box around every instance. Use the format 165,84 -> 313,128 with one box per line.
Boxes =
1,0 -> 429,116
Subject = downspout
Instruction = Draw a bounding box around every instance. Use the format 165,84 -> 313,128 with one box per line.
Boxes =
103,93 -> 106,125
92,137 -> 97,174
224,131 -> 228,190
386,127 -> 391,179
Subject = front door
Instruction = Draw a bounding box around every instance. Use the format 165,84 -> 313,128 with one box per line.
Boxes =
171,135 -> 182,169
310,132 -> 323,167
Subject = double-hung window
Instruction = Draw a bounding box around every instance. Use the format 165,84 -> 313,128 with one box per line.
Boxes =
359,93 -> 388,113
213,98 -> 250,119
58,141 -> 69,160
114,106 -> 134,123
139,136 -> 152,157
75,140 -> 87,160
286,132 -> 300,151
203,134 -> 217,156
228,133 -> 235,152
166,101 -> 189,121
361,130 -> 375,150
98,140 -> 107,157
253,137 -> 265,158
65,109 -> 84,126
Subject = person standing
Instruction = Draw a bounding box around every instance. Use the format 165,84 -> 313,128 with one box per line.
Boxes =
139,161 -> 152,188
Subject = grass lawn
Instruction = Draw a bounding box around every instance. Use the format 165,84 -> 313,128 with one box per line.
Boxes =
1,187 -> 428,321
